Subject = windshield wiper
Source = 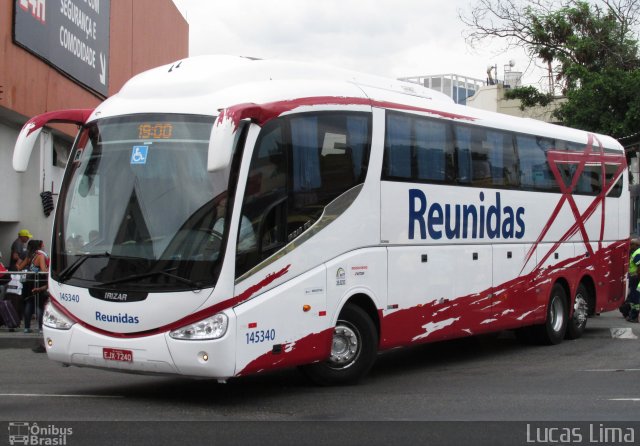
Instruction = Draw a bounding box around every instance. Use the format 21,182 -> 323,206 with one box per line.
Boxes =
57,252 -> 111,282
99,267 -> 202,288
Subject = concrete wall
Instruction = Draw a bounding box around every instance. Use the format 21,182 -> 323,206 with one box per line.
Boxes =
0,0 -> 188,265
466,84 -> 564,123
0,130 -> 60,261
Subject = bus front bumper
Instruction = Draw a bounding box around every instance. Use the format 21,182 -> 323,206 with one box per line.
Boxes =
42,321 -> 237,379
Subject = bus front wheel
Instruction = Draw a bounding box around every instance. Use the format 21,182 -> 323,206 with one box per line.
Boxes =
301,304 -> 378,386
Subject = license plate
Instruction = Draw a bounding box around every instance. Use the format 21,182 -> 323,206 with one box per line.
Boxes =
103,348 -> 133,362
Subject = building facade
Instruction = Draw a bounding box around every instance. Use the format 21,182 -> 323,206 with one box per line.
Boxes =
466,83 -> 565,123
398,74 -> 485,105
0,0 -> 188,260
619,134 -> 640,235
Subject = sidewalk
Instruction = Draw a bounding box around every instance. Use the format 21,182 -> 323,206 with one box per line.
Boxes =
0,282 -> 46,348
584,309 -> 640,338
0,328 -> 43,349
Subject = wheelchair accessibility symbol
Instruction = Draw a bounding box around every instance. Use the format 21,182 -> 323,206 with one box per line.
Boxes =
131,145 -> 149,164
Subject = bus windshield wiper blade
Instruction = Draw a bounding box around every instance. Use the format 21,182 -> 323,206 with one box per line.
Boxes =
58,252 -> 111,282
99,268 -> 201,288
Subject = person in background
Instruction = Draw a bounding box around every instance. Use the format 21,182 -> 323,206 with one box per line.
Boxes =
9,229 -> 32,272
621,239 -> 640,320
8,230 -> 32,324
629,239 -> 640,291
0,251 -> 9,286
17,239 -> 49,334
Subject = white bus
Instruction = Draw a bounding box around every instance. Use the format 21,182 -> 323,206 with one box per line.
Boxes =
13,56 -> 629,385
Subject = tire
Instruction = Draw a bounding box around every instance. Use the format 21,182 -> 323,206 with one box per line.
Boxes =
301,304 -> 378,386
532,283 -> 568,345
566,283 -> 589,340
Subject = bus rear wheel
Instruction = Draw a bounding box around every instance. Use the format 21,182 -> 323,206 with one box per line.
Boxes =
566,283 -> 589,340
532,283 -> 568,345
301,304 -> 378,386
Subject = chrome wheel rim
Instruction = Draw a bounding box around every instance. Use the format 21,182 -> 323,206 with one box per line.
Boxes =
550,295 -> 564,333
573,293 -> 588,327
328,321 -> 361,370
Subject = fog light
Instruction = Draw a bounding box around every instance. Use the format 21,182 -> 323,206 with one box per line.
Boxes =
198,351 -> 209,363
47,338 -> 53,347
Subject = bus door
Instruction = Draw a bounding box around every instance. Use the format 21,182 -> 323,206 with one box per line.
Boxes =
230,109 -> 373,372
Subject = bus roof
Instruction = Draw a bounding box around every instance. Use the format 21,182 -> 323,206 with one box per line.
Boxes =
91,55 -> 622,152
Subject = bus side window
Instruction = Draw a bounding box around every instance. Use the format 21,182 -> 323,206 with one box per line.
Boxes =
414,118 -> 454,182
383,112 -> 455,183
383,113 -> 412,180
516,135 -> 559,192
566,142 -> 601,196
236,120 -> 288,277
470,127 -> 491,186
605,163 -> 623,197
288,112 -> 371,233
484,130 -> 519,187
454,125 -> 472,183
236,112 -> 371,278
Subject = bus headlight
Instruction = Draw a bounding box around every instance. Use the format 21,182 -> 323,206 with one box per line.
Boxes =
43,302 -> 75,330
169,313 -> 228,340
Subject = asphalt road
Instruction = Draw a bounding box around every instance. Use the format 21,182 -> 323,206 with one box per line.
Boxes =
1,311 -> 639,445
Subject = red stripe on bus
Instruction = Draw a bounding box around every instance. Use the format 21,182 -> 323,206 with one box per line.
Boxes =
51,264 -> 291,338
216,96 -> 476,132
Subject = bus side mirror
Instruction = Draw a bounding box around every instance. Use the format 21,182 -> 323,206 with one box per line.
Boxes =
13,109 -> 94,172
13,123 -> 43,172
208,103 -> 265,172
207,111 -> 239,173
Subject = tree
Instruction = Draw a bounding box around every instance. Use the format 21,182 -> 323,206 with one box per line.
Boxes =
554,67 -> 640,136
460,0 -> 640,138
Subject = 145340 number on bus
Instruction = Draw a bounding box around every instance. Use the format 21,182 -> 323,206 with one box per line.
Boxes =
246,329 -> 276,344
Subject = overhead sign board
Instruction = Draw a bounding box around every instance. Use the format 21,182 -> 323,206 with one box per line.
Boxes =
13,0 -> 111,97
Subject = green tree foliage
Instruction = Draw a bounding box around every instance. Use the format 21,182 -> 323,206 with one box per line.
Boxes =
461,0 -> 640,138
555,67 -> 640,137
504,85 -> 554,110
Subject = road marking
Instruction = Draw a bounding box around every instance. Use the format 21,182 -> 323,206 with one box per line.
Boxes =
0,393 -> 123,398
610,328 -> 638,339
609,398 -> 640,401
582,369 -> 640,372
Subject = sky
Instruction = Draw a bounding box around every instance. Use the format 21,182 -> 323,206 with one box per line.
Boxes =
171,0 -> 548,88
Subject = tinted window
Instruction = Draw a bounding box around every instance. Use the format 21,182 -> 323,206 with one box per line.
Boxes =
557,163 -> 602,195
384,113 -> 412,179
237,112 -> 371,277
290,113 -> 370,220
455,125 -> 518,187
382,111 -> 624,197
605,164 -> 623,197
415,119 -> 453,182
517,135 -> 560,192
53,114 -> 231,291
383,112 -> 454,182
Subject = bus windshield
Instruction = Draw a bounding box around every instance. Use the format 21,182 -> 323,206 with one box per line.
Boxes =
52,114 -> 231,291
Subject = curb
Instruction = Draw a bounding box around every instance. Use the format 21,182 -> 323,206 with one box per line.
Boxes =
0,333 -> 42,349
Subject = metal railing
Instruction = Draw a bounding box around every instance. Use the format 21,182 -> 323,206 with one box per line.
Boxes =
3,269 -> 48,293
0,270 -> 48,332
